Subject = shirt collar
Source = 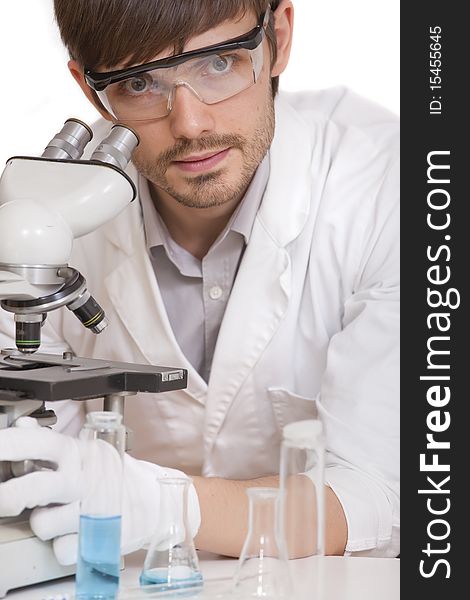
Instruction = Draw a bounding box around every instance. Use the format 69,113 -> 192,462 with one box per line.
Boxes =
139,152 -> 270,253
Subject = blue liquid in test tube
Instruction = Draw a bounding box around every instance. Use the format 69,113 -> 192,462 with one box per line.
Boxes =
75,514 -> 122,600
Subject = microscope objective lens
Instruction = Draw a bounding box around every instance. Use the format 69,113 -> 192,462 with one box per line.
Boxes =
15,320 -> 41,353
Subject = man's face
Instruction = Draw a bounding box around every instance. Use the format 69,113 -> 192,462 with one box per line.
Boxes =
124,12 -> 275,209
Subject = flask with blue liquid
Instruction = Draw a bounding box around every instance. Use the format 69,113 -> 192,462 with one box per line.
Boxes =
75,411 -> 125,600
139,477 -> 203,593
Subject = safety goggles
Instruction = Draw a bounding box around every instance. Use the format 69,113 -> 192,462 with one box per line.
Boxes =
84,9 -> 271,122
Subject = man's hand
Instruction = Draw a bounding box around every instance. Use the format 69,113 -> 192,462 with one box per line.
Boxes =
0,418 -> 200,565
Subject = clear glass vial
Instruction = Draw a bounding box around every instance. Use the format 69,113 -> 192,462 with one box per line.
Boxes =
232,487 -> 292,599
140,477 -> 203,593
75,411 -> 125,600
279,419 -> 325,558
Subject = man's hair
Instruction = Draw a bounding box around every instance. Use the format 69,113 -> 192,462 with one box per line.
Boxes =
53,0 -> 282,95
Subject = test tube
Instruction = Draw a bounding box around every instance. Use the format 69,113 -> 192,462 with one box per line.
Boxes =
75,412 -> 125,600
279,419 -> 326,558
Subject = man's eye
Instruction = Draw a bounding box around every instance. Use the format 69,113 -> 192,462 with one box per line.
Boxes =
203,54 -> 238,75
123,75 -> 154,94
211,56 -> 232,73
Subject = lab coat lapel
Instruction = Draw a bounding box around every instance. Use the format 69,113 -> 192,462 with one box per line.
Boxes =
104,197 -> 208,403
204,224 -> 291,449
204,95 -> 313,452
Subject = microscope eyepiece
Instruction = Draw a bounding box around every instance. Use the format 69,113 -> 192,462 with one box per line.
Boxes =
90,124 -> 139,171
41,118 -> 93,160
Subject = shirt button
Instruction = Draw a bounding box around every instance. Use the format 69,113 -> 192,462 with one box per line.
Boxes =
209,285 -> 223,300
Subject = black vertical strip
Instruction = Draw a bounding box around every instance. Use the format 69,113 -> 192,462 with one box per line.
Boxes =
401,2 -> 465,596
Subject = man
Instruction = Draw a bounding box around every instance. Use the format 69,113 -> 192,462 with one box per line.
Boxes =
0,0 -> 399,563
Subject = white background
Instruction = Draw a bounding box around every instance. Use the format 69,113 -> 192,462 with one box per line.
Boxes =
0,0 -> 399,165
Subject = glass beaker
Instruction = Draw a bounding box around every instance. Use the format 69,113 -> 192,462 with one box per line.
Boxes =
231,487 -> 292,599
279,419 -> 325,559
139,477 -> 203,593
75,411 -> 125,600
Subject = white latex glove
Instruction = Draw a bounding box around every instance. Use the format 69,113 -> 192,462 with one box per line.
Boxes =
0,418 -> 200,565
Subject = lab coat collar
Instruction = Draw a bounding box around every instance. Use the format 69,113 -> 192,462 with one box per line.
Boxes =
258,93 -> 313,247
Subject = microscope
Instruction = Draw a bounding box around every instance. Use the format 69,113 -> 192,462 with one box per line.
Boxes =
0,120 -> 187,596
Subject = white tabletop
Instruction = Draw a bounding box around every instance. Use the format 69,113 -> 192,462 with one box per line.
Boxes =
6,549 -> 400,599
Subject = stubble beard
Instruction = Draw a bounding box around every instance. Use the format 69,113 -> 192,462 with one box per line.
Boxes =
132,92 -> 275,209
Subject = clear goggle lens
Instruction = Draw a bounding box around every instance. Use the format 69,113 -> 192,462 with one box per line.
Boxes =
96,44 -> 264,122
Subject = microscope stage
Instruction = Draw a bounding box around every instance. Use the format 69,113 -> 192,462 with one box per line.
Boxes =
0,351 -> 187,402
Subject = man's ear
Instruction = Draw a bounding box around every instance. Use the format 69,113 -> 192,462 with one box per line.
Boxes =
271,0 -> 294,77
68,59 -> 114,122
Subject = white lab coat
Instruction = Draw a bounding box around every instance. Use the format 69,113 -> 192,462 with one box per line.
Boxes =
0,88 -> 399,557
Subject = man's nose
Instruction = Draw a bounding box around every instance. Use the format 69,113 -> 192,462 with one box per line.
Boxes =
167,83 -> 215,139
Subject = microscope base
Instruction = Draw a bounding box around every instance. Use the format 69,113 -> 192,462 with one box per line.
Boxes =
0,515 -> 75,597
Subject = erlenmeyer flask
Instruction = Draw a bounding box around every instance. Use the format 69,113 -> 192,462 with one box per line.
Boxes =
139,477 -> 203,593
232,487 -> 292,599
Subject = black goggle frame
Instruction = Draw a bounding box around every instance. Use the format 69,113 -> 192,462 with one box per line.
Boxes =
85,9 -> 270,92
